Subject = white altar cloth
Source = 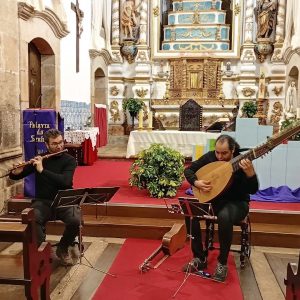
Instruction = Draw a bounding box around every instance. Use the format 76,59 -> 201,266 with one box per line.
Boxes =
126,130 -> 220,158
64,127 -> 99,148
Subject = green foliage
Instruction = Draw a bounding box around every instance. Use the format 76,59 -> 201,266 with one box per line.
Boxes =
241,101 -> 257,118
129,144 -> 185,198
280,118 -> 300,140
122,98 -> 143,116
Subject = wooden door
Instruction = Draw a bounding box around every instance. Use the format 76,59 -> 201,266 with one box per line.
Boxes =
28,43 -> 41,108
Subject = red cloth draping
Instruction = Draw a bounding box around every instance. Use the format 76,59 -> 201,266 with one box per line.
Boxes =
94,105 -> 108,147
82,138 -> 98,165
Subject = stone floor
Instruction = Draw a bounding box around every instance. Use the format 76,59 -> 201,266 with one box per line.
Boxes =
97,135 -> 129,159
0,237 -> 297,300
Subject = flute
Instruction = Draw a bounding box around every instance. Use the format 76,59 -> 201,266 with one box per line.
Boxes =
1,149 -> 68,177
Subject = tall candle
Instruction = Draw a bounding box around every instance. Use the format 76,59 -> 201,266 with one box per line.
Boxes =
297,108 -> 300,119
148,111 -> 153,128
138,110 -> 143,128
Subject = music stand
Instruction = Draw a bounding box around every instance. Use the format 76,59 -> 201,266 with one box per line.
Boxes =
83,186 -> 120,219
51,187 -> 119,277
165,197 -> 216,298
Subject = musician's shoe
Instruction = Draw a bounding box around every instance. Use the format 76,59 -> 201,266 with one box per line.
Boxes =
182,257 -> 207,273
213,262 -> 228,282
69,242 -> 81,265
56,245 -> 74,266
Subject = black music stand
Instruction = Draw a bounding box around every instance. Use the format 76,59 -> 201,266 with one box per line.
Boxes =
51,187 -> 119,276
165,197 -> 216,298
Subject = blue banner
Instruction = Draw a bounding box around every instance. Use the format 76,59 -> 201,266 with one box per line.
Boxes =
23,109 -> 57,197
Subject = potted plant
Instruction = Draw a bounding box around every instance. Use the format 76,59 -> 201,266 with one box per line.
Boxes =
122,97 -> 144,129
241,101 -> 257,118
280,119 -> 300,140
129,144 -> 185,198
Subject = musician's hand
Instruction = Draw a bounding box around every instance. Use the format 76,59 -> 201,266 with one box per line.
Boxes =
239,159 -> 255,178
194,180 -> 212,192
11,163 -> 25,175
31,156 -> 44,173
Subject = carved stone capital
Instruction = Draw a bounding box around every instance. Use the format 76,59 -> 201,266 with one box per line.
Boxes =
18,2 -> 35,20
18,2 -> 69,39
240,44 -> 256,63
89,49 -> 113,65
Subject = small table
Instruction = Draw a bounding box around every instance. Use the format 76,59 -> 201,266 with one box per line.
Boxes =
64,128 -> 99,165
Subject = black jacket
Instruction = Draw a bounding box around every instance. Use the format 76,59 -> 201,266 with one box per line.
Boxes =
9,152 -> 76,201
184,150 -> 259,211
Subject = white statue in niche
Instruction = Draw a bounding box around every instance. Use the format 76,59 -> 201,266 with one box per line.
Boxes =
285,81 -> 298,116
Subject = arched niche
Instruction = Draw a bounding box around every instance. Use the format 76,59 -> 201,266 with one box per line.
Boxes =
18,2 -> 69,110
90,50 -> 111,116
94,68 -> 108,106
152,0 -> 241,59
28,38 -> 55,108
287,65 -> 299,101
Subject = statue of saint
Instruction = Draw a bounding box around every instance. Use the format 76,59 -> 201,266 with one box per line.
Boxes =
256,0 -> 277,39
121,0 -> 140,40
285,81 -> 298,113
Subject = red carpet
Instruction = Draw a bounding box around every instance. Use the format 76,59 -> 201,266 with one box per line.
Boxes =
74,159 -> 300,211
92,239 -> 243,300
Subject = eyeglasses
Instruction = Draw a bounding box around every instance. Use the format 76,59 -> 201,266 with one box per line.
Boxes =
49,140 -> 64,147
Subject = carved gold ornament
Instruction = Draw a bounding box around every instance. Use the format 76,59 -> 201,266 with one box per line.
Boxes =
110,86 -> 120,96
234,3 -> 240,16
136,87 -> 148,98
153,6 -> 159,17
109,100 -> 121,123
270,101 -> 283,125
136,50 -> 147,61
242,87 -> 256,97
272,86 -> 283,96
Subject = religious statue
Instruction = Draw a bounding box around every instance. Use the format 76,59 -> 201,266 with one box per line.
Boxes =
285,81 -> 298,114
256,0 -> 277,39
121,0 -> 140,40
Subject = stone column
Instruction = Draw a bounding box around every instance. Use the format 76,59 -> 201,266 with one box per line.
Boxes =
139,0 -> 148,45
275,0 -> 286,43
111,0 -> 120,46
238,0 -> 257,108
244,0 -> 254,43
271,0 -> 286,62
268,0 -> 286,125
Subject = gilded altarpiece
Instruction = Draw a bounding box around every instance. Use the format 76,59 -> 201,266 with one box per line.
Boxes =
167,59 -> 222,103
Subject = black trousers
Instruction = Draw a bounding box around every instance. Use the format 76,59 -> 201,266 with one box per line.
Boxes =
185,201 -> 249,265
32,199 -> 81,247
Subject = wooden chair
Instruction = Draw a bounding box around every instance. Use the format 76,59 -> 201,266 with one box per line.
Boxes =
285,252 -> 300,300
0,208 -> 52,300
204,215 -> 251,268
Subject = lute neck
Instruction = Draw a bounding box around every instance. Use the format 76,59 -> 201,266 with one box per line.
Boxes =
231,121 -> 300,172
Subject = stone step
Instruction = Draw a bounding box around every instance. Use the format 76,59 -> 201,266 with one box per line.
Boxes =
5,199 -> 300,248
44,215 -> 300,248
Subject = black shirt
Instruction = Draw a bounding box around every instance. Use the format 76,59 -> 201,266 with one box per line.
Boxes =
184,150 -> 259,211
9,152 -> 77,202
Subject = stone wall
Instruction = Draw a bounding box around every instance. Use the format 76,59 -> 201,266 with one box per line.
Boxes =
0,0 -> 23,211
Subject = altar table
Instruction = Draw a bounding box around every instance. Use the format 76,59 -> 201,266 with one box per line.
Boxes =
126,130 -> 220,158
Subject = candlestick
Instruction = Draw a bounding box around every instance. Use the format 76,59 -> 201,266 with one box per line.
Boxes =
148,111 -> 153,129
138,110 -> 143,129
